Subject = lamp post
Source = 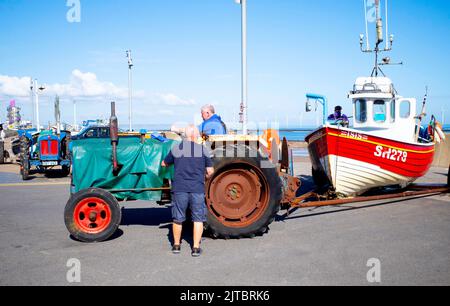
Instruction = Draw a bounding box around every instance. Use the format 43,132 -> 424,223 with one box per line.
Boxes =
30,78 -> 45,132
235,0 -> 248,135
126,50 -> 134,132
29,78 -> 35,130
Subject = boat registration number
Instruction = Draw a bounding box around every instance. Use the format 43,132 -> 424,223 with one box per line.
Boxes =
374,145 -> 408,163
42,161 -> 58,166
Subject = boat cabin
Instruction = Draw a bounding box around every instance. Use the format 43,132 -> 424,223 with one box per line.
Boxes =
348,77 -> 417,143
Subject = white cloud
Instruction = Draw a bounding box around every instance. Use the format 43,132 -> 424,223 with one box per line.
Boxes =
0,70 -> 197,124
48,69 -> 129,99
0,70 -> 186,104
156,93 -> 196,106
0,70 -> 129,100
0,75 -> 31,97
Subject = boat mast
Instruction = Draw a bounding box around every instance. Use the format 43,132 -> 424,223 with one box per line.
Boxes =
360,0 -> 394,77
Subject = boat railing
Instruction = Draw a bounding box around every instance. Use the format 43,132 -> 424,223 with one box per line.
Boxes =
351,82 -> 394,95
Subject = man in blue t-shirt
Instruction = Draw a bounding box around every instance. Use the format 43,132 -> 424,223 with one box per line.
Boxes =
162,125 -> 214,257
328,106 -> 349,126
199,104 -> 227,137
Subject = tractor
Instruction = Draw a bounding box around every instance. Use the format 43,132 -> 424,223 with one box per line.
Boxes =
64,103 -> 300,242
19,129 -> 72,180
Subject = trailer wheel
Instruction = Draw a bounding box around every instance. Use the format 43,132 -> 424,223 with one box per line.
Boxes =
64,188 -> 121,243
206,145 -> 282,239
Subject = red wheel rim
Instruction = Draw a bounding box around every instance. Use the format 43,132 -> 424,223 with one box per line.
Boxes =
207,165 -> 270,228
73,197 -> 112,234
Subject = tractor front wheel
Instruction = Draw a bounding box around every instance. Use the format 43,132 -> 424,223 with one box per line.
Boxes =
64,188 -> 121,243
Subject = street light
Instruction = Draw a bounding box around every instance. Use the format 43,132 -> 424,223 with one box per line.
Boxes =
30,78 -> 45,132
235,0 -> 248,135
126,50 -> 134,132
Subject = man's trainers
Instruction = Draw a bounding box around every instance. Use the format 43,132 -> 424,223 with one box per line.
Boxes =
191,248 -> 202,257
172,245 -> 181,254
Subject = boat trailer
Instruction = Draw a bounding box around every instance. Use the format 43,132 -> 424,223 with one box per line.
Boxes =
286,181 -> 450,216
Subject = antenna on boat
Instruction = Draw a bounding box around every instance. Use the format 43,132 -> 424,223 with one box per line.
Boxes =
360,0 -> 396,77
414,86 -> 429,142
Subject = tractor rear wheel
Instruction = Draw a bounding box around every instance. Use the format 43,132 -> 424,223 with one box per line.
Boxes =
21,160 -> 30,180
206,145 -> 282,239
20,137 -> 30,181
0,141 -> 4,164
64,188 -> 121,243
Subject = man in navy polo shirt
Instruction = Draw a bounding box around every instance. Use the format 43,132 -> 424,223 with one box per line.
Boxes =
162,125 -> 214,257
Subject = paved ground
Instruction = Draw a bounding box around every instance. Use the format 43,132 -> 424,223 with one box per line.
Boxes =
0,162 -> 449,286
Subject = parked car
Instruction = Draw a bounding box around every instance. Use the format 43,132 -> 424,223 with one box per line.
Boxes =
71,126 -> 110,141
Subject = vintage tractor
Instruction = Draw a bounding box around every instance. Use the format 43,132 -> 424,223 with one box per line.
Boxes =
19,129 -> 71,180
64,103 -> 300,242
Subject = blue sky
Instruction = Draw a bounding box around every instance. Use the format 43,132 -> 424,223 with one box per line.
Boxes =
1,0 -> 449,128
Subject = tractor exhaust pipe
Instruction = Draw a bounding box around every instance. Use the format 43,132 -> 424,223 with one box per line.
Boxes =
110,102 -> 119,174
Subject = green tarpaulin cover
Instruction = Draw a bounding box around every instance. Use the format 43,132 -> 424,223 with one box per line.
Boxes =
72,137 -> 176,201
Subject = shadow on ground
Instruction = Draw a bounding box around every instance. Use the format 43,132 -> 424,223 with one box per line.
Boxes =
120,206 -> 195,246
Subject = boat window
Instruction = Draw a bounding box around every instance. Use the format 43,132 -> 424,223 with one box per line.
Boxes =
390,100 -> 396,123
373,100 -> 386,123
355,99 -> 367,123
400,101 -> 411,119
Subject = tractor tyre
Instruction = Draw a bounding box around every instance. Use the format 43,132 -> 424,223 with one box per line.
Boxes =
21,160 -> 30,181
312,167 -> 330,188
0,141 -> 4,164
20,137 -> 31,180
64,188 -> 122,243
61,165 -> 71,177
63,132 -> 71,160
206,144 -> 282,239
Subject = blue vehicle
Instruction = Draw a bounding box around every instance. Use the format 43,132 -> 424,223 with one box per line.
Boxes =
71,125 -> 110,141
19,129 -> 72,180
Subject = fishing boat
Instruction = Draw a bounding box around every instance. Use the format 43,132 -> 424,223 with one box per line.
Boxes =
304,0 -> 441,197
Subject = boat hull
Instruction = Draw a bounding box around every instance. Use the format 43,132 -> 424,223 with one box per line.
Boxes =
306,127 -> 435,196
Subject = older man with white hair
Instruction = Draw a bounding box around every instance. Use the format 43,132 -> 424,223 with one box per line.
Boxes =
161,125 -> 214,257
199,104 -> 227,136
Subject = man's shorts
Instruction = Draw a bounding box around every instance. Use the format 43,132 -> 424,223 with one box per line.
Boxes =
172,192 -> 207,223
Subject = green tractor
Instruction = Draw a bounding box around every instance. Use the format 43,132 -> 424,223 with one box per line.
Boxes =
64,103 -> 300,242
